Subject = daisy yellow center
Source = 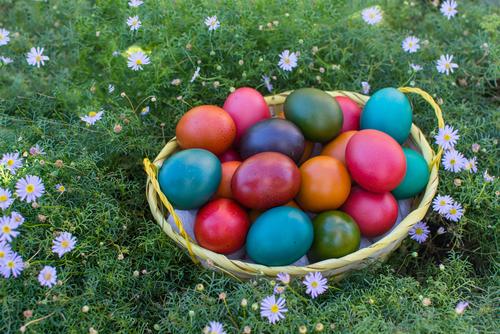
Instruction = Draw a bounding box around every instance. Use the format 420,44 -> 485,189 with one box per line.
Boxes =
26,184 -> 35,193
0,195 -> 7,202
211,21 -> 216,26
415,228 -> 423,235
311,281 -> 318,288
444,134 -> 451,141
369,13 -> 375,19
0,251 -> 5,258
445,63 -> 451,69
7,159 -> 14,166
136,59 -> 143,65
284,57 -> 290,64
7,261 -> 15,268
133,19 -> 138,25
439,200 -> 446,206
35,55 -> 42,62
409,42 -> 413,47
2,225 -> 11,233
0,34 -> 4,40
89,111 -> 97,117
58,186 -> 65,192
449,208 -> 457,215
61,240 -> 70,248
270,304 -> 279,313
44,272 -> 52,280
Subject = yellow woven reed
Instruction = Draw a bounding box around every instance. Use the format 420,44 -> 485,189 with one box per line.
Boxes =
144,87 -> 444,279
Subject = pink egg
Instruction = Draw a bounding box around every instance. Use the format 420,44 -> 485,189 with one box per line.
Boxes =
335,96 -> 362,133
223,87 -> 271,143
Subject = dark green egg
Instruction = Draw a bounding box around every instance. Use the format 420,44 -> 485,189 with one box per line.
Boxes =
284,88 -> 343,142
309,211 -> 360,262
158,149 -> 221,209
392,148 -> 430,199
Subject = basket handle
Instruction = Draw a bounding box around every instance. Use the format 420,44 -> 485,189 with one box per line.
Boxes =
143,158 -> 199,263
398,87 -> 445,167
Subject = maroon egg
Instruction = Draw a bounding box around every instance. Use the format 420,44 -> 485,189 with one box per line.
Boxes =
232,152 -> 301,210
335,96 -> 362,133
218,148 -> 241,162
341,186 -> 398,238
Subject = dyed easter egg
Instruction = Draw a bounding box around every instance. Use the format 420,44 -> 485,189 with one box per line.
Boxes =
335,96 -> 362,133
215,161 -> 242,199
194,199 -> 250,254
360,87 -> 412,144
392,148 -> 430,199
176,105 -> 236,155
246,206 -> 313,266
218,148 -> 241,162
296,156 -> 351,212
321,130 -> 357,165
346,129 -> 406,193
223,87 -> 271,143
284,88 -> 343,142
232,152 -> 300,210
309,211 -> 361,262
341,186 -> 398,237
158,149 -> 221,209
239,118 -> 305,163
299,141 -> 315,165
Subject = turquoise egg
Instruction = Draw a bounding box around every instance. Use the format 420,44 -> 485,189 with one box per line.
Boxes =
360,87 -> 412,144
158,149 -> 221,209
246,206 -> 313,266
392,148 -> 430,199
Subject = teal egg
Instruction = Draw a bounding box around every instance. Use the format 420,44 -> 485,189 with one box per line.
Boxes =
392,148 -> 430,199
158,149 -> 221,209
246,206 -> 313,266
360,87 -> 412,144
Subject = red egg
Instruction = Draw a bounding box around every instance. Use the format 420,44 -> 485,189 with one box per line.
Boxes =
223,87 -> 271,143
232,152 -> 301,210
335,96 -> 362,133
218,148 -> 241,162
341,186 -> 398,237
194,199 -> 250,254
346,129 -> 406,193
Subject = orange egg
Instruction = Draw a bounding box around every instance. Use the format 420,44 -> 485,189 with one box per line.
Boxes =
299,141 -> 315,165
176,105 -> 236,155
296,156 -> 351,212
215,161 -> 241,199
321,131 -> 357,165
284,200 -> 300,209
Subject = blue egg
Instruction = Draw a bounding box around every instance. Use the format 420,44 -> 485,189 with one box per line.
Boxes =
246,206 -> 314,266
158,149 -> 221,210
360,87 -> 413,144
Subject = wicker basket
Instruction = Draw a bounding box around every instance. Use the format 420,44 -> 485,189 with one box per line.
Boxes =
144,87 -> 444,280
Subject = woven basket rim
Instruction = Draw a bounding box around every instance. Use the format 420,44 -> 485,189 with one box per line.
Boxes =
144,88 -> 443,278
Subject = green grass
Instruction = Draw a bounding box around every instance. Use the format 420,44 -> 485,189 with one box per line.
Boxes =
0,0 -> 499,333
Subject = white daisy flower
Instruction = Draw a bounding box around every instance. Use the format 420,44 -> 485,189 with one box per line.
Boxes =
0,241 -> 12,261
260,295 -> 287,324
276,272 -> 290,285
274,284 -> 286,294
361,6 -> 383,25
127,16 -> 142,31
29,144 -> 45,156
361,81 -> 371,94
434,124 -> 459,150
442,150 -> 466,173
483,170 -> 495,182
464,157 -> 477,173
112,50 -> 121,57
410,63 -> 423,72
205,321 -> 226,334
262,75 -> 273,92
81,110 -> 104,125
432,194 -> 454,215
0,252 -> 24,278
303,272 -> 328,298
0,56 -> 13,64
0,215 -> 19,243
1,152 -> 23,175
446,201 -> 464,222
128,0 -> 143,7
52,232 -> 77,257
409,221 -> 430,244
140,106 -> 150,116
15,175 -> 45,203
437,226 -> 447,235
436,54 -> 458,75
127,51 -> 150,71
190,66 -> 200,82
0,188 -> 13,210
108,84 -> 115,94
0,28 -> 10,46
455,301 -> 469,315
26,47 -> 49,68
440,0 -> 458,20
38,265 -> 57,288
10,211 -> 24,225
55,184 -> 66,193
204,16 -> 220,31
402,36 -> 420,53
278,50 -> 298,72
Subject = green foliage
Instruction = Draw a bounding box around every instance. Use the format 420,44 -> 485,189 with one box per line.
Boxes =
0,0 -> 498,333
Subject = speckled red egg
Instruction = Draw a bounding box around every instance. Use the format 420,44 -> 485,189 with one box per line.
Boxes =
232,152 -> 300,210
335,96 -> 362,133
345,129 -> 406,193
